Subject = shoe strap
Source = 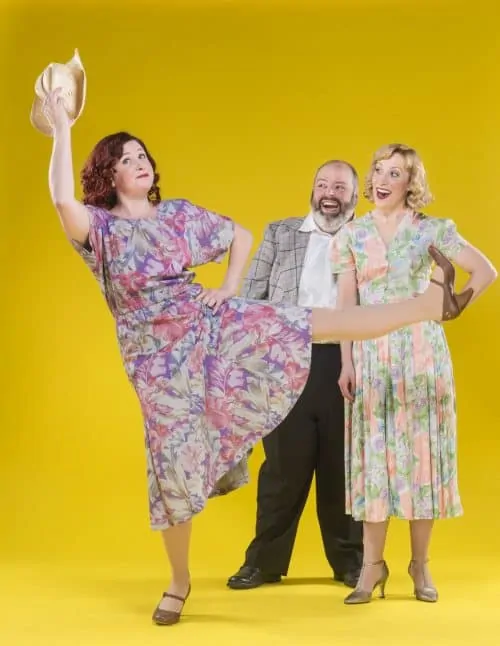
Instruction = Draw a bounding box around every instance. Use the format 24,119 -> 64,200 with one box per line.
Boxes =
362,560 -> 385,567
162,591 -> 187,602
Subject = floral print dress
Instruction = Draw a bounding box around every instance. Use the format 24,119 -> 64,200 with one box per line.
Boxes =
330,211 -> 467,522
72,199 -> 312,530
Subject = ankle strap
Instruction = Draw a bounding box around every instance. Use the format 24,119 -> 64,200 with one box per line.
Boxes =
362,560 -> 385,567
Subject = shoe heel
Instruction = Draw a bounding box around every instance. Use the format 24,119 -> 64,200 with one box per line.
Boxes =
455,287 -> 474,313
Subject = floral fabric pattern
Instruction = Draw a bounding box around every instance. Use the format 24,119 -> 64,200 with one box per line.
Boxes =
330,211 -> 467,521
73,199 -> 312,529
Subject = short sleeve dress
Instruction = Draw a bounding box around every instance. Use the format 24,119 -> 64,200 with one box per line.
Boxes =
72,199 -> 312,530
330,211 -> 467,522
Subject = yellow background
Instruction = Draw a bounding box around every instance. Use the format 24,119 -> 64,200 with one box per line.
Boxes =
1,0 -> 499,644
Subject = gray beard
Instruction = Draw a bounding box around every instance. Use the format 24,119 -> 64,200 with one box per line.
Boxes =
311,208 -> 354,235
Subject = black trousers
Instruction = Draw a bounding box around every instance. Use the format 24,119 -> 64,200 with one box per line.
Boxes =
244,344 -> 363,576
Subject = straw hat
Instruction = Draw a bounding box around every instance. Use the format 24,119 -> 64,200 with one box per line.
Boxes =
30,48 -> 86,136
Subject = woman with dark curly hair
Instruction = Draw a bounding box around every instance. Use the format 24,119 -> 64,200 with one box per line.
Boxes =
81,132 -> 162,209
43,88 -> 474,625
332,144 -> 497,605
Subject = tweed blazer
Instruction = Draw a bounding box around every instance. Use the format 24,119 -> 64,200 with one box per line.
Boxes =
241,217 -> 314,305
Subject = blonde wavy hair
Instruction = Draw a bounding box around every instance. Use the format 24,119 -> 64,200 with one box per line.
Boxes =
364,143 -> 433,210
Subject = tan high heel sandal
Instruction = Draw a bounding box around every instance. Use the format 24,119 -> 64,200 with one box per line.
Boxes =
408,560 -> 438,602
344,560 -> 389,605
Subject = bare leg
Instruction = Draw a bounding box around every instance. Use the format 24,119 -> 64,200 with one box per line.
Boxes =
356,521 -> 390,590
312,267 -> 445,342
409,519 -> 437,594
158,520 -> 192,613
344,520 -> 390,604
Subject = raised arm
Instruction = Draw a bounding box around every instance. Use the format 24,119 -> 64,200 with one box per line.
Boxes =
45,89 -> 90,244
240,223 -> 277,300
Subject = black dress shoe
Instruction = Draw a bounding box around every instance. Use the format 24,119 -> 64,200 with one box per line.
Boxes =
227,566 -> 281,590
333,570 -> 361,589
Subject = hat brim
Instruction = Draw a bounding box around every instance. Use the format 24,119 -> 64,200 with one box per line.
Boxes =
30,49 -> 86,137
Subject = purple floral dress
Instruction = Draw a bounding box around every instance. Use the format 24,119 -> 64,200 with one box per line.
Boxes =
72,199 -> 312,530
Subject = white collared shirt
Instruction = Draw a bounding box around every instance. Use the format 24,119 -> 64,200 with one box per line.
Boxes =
297,212 -> 338,309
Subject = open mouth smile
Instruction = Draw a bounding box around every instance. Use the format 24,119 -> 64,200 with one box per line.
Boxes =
375,187 -> 391,200
320,198 -> 341,212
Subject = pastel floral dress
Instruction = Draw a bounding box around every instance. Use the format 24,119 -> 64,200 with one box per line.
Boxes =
330,211 -> 467,522
72,199 -> 312,530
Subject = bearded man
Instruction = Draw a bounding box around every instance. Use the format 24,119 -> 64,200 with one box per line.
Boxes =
227,160 -> 363,590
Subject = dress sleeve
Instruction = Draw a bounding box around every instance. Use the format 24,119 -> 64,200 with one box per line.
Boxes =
181,199 -> 235,266
71,205 -> 107,288
330,225 -> 356,274
434,218 -> 468,261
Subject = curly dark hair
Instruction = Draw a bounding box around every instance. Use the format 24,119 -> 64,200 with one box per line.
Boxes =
81,132 -> 162,209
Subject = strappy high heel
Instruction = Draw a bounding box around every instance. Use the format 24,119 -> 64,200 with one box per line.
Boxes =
408,559 -> 438,603
344,560 -> 389,605
428,245 -> 473,321
152,584 -> 191,626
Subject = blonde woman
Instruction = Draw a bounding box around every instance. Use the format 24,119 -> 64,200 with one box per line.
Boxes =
331,143 -> 496,605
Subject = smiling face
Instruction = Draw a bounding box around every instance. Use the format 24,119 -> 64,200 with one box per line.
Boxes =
371,153 -> 410,211
364,143 -> 433,212
112,139 -> 155,199
311,162 -> 357,219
